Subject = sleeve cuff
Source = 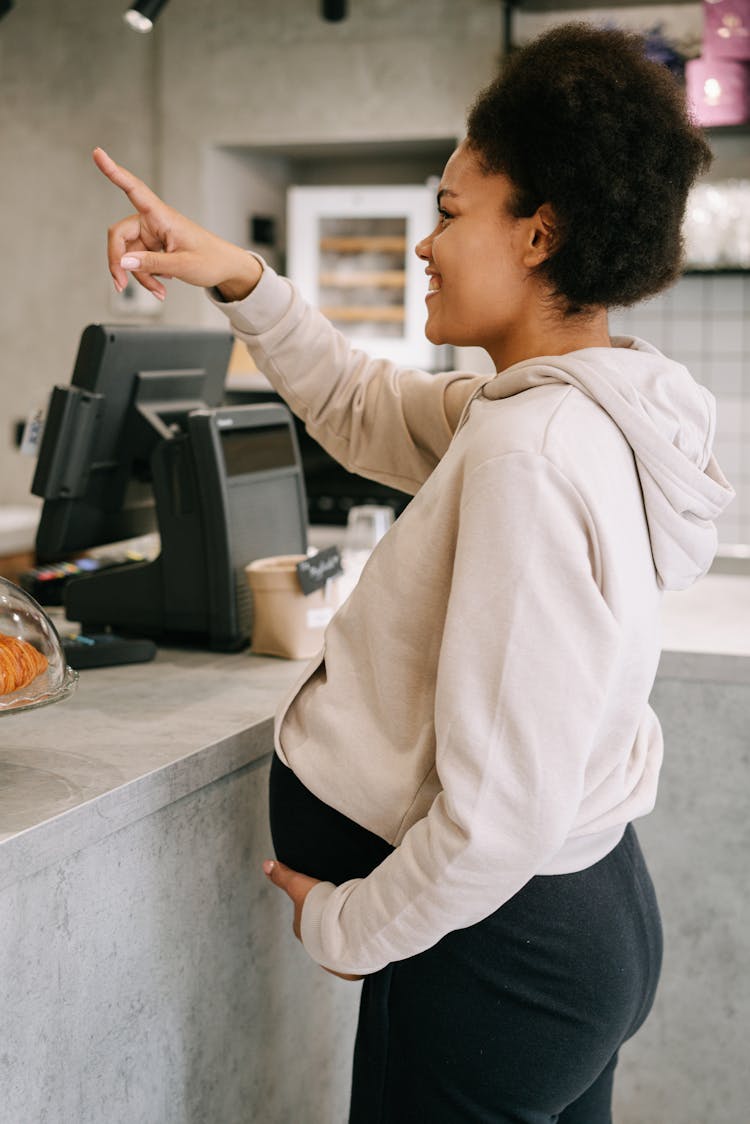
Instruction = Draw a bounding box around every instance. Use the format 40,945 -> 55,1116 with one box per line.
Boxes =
205,251 -> 295,335
299,878 -> 380,976
299,879 -> 339,967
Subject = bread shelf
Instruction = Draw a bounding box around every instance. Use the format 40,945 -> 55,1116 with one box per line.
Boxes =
319,236 -> 408,253
320,306 -> 406,323
319,270 -> 407,288
288,184 -> 440,366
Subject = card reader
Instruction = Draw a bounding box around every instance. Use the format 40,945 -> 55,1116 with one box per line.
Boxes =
61,631 -> 157,670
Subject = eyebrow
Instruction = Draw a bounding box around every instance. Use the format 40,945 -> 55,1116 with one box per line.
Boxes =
436,188 -> 459,205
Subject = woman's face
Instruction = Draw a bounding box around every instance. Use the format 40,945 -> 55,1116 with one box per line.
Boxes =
415,143 -> 538,353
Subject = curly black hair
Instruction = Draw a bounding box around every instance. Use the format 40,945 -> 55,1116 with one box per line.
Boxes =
466,23 -> 713,313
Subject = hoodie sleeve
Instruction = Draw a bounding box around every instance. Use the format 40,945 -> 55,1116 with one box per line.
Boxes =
299,451 -> 623,976
208,261 -> 485,494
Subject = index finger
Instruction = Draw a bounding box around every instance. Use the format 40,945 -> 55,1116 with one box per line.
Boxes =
93,147 -> 161,216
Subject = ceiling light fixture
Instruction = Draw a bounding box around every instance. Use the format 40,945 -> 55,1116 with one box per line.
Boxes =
123,0 -> 170,33
322,0 -> 348,21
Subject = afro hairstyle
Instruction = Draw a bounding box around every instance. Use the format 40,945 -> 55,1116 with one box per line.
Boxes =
466,23 -> 713,313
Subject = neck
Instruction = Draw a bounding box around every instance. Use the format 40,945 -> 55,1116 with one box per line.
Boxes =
486,305 -> 611,373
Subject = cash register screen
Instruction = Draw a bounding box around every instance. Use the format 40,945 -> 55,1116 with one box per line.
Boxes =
220,424 -> 297,477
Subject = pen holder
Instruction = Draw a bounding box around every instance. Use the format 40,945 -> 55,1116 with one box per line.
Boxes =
245,554 -> 340,660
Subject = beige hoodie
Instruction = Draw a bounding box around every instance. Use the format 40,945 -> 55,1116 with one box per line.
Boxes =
211,263 -> 735,976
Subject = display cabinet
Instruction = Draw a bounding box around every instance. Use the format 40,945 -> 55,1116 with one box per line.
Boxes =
287,184 -> 443,368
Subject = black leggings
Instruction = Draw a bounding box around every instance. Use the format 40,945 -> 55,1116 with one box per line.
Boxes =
269,754 -> 662,1124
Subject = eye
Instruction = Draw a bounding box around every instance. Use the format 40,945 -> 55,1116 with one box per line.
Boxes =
437,206 -> 453,225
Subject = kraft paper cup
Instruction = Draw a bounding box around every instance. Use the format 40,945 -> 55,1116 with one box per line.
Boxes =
245,554 -> 339,659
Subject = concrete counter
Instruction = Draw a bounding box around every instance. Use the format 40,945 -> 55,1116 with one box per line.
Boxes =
616,573 -> 750,1122
0,649 -> 305,888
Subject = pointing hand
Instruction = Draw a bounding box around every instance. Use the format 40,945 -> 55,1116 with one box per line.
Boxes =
93,147 -> 262,302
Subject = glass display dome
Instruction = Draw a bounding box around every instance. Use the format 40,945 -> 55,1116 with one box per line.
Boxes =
0,577 -> 77,715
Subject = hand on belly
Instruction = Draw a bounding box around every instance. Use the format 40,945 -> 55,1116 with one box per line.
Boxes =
262,858 -> 363,981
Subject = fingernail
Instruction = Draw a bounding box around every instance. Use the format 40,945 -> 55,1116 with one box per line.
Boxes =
263,860 -> 275,875
120,255 -> 141,269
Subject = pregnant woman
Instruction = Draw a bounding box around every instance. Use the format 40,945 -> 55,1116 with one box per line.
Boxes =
95,24 -> 734,1122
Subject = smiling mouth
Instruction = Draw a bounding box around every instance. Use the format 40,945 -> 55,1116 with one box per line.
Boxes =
426,275 -> 442,299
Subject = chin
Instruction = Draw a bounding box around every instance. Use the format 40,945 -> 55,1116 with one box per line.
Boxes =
424,312 -> 449,346
425,320 -> 481,350
425,305 -> 487,349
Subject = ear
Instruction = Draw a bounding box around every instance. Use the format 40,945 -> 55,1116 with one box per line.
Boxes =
523,203 -> 557,267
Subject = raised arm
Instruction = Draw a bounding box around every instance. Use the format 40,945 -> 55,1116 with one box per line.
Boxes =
211,268 -> 486,493
94,149 -> 486,489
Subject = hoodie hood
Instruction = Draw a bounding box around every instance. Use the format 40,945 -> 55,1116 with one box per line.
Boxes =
481,336 -> 735,591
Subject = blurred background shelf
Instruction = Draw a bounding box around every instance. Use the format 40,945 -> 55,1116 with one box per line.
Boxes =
318,235 -> 408,253
288,183 -> 441,368
320,306 -> 406,322
319,271 -> 407,288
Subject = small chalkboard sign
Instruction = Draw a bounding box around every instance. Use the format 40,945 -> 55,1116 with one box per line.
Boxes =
296,546 -> 343,596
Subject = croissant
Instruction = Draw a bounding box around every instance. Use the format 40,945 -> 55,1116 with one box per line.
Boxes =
0,634 -> 48,696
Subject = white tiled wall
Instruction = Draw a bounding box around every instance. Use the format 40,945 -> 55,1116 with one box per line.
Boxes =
609,273 -> 749,547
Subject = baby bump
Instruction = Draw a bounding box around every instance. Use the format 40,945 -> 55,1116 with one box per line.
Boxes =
269,753 -> 393,885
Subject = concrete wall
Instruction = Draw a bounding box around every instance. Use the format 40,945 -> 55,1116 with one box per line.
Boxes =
0,0 -> 158,505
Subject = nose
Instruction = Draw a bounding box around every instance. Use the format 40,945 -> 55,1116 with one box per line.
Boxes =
414,229 -> 433,262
